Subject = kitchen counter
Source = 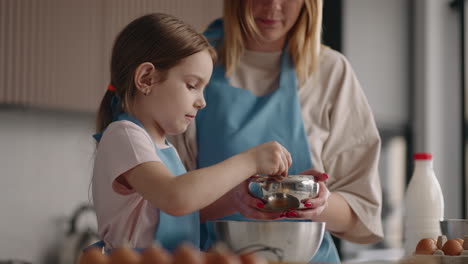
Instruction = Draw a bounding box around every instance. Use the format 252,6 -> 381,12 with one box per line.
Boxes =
342,255 -> 468,264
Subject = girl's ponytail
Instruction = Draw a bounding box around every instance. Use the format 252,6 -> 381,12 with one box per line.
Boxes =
95,89 -> 114,136
95,84 -> 121,138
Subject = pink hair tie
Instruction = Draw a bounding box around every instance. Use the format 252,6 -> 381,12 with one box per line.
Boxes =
107,84 -> 116,92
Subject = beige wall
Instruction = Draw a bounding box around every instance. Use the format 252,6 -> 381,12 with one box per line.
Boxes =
0,0 -> 222,112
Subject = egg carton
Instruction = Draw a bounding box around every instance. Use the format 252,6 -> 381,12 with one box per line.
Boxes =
410,235 -> 468,264
405,254 -> 468,264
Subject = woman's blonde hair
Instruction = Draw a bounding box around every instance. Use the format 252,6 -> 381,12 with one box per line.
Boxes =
221,0 -> 323,85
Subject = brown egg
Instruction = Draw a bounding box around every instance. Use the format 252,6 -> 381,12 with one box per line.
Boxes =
441,239 -> 464,256
455,238 -> 464,245
173,243 -> 203,264
140,245 -> 172,264
78,247 -> 109,264
218,251 -> 238,262
110,247 -> 141,264
205,244 -> 241,264
415,238 -> 438,255
205,251 -> 238,264
240,253 -> 268,264
203,251 -> 217,264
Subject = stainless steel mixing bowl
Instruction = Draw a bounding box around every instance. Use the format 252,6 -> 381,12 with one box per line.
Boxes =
440,219 -> 468,239
248,175 -> 320,212
213,220 -> 325,263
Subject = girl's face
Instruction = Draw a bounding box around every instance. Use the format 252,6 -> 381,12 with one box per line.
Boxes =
137,50 -> 213,139
247,0 -> 304,51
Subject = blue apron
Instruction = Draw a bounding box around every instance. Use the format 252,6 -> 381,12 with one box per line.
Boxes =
92,112 -> 199,252
196,19 -> 340,263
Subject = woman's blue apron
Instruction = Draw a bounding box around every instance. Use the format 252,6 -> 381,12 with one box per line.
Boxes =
195,19 -> 340,263
91,112 -> 199,252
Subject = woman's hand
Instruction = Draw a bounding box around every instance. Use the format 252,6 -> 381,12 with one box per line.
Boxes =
201,169 -> 329,221
231,181 -> 283,220
280,169 -> 330,219
200,180 -> 283,222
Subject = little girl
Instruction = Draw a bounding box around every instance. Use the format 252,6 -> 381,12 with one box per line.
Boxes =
91,13 -> 292,252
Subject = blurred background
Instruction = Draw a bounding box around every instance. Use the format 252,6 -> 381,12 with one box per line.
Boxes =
0,0 -> 466,263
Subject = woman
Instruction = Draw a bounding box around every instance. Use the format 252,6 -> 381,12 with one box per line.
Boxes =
170,0 -> 383,262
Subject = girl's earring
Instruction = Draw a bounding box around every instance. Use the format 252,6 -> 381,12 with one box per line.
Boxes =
145,90 -> 150,96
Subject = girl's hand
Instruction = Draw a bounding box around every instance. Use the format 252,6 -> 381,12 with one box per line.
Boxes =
280,169 -> 330,219
244,141 -> 292,177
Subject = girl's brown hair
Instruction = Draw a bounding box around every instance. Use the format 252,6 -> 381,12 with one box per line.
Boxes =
221,0 -> 322,85
96,13 -> 217,134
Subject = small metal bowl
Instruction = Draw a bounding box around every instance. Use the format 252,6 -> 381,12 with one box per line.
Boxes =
248,175 -> 319,212
440,219 -> 468,239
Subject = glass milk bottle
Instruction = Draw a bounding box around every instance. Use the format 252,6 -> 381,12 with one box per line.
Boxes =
403,153 -> 444,255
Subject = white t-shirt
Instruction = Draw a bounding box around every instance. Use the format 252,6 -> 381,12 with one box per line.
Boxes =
92,120 -> 170,249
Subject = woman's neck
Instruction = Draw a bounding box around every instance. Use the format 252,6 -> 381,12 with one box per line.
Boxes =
245,36 -> 286,52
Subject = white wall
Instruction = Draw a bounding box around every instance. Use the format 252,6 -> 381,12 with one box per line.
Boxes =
413,0 -> 462,219
343,0 -> 463,223
343,0 -> 410,129
0,108 -> 96,263
341,0 -> 463,259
